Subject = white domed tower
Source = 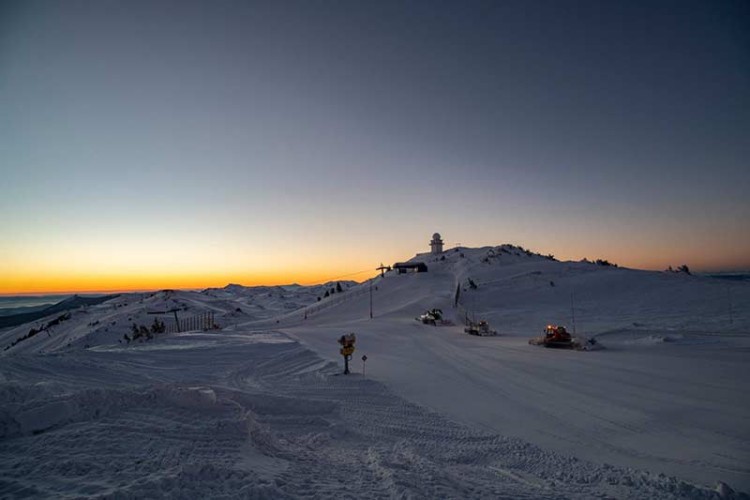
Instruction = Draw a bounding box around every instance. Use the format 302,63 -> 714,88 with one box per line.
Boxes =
430,232 -> 444,254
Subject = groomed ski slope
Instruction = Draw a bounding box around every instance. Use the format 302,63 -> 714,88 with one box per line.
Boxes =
0,332 -> 739,498
258,247 -> 750,492
0,245 -> 748,498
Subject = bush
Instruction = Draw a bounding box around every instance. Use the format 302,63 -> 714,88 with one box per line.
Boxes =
595,259 -> 617,267
151,318 -> 166,334
139,326 -> 151,340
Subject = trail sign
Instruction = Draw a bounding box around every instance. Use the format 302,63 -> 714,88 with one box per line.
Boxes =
337,333 -> 356,374
340,346 -> 355,356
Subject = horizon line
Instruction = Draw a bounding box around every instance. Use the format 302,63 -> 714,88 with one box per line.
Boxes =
0,279 -> 369,297
2,268 -> 749,297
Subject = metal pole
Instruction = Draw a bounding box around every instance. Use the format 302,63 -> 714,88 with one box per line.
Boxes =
728,285 -> 733,325
571,291 -> 577,335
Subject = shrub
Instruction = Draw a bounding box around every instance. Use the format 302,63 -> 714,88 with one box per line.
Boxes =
151,318 -> 166,334
595,259 -> 617,267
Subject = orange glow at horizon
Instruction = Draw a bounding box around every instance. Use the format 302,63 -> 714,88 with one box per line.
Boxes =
0,263 -> 386,295
4,251 -> 748,296
2,229 -> 748,295
0,233 -> 390,295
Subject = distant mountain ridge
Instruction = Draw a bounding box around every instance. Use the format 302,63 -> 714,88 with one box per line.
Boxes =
0,294 -> 119,329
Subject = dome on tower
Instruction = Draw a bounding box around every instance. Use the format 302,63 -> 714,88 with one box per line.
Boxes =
430,233 -> 444,254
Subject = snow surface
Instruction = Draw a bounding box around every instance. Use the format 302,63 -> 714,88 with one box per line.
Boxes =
1,245 -> 749,498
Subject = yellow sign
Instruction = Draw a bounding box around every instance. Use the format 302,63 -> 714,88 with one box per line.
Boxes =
340,346 -> 355,357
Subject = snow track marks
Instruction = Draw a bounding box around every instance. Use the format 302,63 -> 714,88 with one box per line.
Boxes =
0,332 -> 741,499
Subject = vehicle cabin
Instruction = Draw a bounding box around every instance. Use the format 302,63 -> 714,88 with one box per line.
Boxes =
393,262 -> 428,274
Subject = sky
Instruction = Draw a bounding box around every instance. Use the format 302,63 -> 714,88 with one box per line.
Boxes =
1,0 -> 749,294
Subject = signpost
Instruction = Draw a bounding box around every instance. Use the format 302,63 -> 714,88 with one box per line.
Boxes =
338,333 -> 356,374
362,355 -> 368,377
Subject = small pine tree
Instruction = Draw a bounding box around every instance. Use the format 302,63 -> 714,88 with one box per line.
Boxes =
678,264 -> 691,275
324,290 -> 330,298
336,282 -> 343,293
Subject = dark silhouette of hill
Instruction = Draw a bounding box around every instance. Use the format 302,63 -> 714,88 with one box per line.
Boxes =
0,294 -> 119,329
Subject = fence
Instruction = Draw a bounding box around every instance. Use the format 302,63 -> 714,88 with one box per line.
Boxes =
163,311 -> 217,333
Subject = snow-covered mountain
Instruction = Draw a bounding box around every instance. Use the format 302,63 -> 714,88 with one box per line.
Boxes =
1,245 -> 748,498
0,282 -> 356,355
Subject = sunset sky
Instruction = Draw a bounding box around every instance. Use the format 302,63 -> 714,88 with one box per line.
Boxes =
1,0 -> 749,294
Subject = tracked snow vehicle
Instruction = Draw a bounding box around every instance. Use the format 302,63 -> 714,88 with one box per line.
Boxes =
464,320 -> 497,336
529,325 -> 575,348
529,325 -> 600,350
417,309 -> 453,326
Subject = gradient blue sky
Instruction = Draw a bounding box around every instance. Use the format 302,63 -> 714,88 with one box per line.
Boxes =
1,0 -> 749,293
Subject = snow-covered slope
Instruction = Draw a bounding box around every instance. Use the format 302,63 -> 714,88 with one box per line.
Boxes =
1,245 -> 748,498
3,331 -> 736,499
0,282 -> 355,355
263,246 -> 750,491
